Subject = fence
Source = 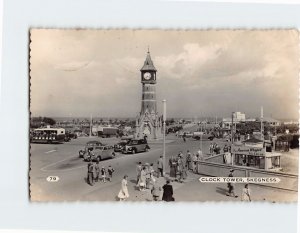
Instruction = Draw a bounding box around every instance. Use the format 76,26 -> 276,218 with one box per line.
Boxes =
197,154 -> 298,192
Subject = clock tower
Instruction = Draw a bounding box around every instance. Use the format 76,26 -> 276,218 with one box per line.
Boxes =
135,49 -> 162,140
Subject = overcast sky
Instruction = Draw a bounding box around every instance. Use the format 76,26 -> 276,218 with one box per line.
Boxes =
30,29 -> 299,119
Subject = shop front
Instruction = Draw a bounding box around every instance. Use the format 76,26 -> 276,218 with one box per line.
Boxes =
231,145 -> 281,171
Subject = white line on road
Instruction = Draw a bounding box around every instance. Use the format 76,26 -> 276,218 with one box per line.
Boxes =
40,155 -> 76,172
45,150 -> 57,154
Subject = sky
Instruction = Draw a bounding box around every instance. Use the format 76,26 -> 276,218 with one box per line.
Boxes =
30,29 -> 299,119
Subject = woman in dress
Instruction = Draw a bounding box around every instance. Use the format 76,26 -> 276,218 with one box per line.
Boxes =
138,167 -> 147,191
241,184 -> 251,201
118,175 -> 129,201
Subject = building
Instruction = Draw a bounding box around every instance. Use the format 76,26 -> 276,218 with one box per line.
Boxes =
135,50 -> 162,140
233,112 -> 246,122
221,112 -> 246,129
262,117 -> 281,126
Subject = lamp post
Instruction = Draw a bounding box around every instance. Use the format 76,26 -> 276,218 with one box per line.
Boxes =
231,112 -> 234,166
89,113 -> 92,137
200,123 -> 203,151
162,100 -> 166,175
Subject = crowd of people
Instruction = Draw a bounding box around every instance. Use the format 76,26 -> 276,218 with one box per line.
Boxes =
87,161 -> 115,186
86,145 -> 252,202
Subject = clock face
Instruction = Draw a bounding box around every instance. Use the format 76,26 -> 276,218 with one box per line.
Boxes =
143,72 -> 151,80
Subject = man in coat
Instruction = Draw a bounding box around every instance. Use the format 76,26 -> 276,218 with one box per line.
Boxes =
87,162 -> 95,186
157,156 -> 164,177
162,180 -> 174,202
226,169 -> 238,198
94,161 -> 100,182
186,150 -> 192,170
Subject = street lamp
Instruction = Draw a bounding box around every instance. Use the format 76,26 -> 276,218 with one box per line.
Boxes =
162,100 -> 166,175
200,123 -> 203,152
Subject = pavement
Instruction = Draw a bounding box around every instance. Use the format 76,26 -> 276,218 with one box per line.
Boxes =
29,135 -> 298,202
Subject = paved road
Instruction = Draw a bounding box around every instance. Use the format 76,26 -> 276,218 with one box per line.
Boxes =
30,135 -> 216,201
30,135 -> 298,202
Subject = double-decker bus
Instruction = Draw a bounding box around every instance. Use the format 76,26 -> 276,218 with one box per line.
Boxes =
30,126 -> 66,144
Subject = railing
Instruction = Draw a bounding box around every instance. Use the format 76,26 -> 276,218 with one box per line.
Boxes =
196,158 -> 298,192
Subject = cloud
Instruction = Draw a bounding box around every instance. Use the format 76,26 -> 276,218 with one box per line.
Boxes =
54,61 -> 91,71
30,29 -> 299,119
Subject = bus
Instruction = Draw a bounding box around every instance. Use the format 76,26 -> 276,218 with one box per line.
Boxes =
30,126 -> 66,144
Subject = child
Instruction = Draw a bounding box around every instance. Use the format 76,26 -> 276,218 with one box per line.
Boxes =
101,167 -> 107,183
107,165 -> 115,182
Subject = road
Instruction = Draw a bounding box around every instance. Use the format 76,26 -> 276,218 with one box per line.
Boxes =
30,135 -> 214,201
30,135 -> 298,202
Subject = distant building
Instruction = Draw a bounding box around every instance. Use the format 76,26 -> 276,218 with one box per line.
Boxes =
233,112 -> 246,122
245,118 -> 256,122
222,111 -> 246,129
261,117 -> 281,126
283,121 -> 299,125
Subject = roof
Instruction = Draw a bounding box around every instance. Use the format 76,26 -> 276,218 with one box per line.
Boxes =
243,138 -> 263,143
140,50 -> 157,71
257,117 -> 280,123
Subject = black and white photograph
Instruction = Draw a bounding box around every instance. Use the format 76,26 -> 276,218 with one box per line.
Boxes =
29,29 -> 299,202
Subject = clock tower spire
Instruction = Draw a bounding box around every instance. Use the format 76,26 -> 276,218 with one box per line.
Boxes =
135,49 -> 162,140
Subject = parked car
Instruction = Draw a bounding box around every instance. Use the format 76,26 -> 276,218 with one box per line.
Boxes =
83,145 -> 115,162
122,139 -> 150,154
114,140 -> 130,152
79,140 -> 104,158
192,132 -> 214,141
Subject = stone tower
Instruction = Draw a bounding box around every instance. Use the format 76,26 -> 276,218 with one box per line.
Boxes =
135,49 -> 162,140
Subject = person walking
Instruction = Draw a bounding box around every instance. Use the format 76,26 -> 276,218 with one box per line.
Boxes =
241,184 -> 251,201
176,155 -> 184,183
169,155 -> 177,178
226,169 -> 238,198
101,166 -> 107,183
162,180 -> 174,202
136,162 -> 142,185
94,161 -> 100,182
186,150 -> 192,170
192,153 -> 198,173
151,179 -> 162,201
183,132 -> 186,142
87,162 -> 95,186
107,165 -> 114,182
157,156 -> 164,177
118,175 -> 129,201
149,163 -> 155,179
138,167 -> 147,191
145,163 -> 151,189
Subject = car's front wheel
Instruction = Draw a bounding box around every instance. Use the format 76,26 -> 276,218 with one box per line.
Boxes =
132,148 -> 136,154
97,156 -> 102,162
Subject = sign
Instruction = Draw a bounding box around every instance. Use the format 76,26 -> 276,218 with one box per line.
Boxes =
231,146 -> 265,156
199,177 -> 280,183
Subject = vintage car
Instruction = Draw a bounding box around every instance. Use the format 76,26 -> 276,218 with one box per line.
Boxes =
83,145 -> 115,162
78,140 -> 104,158
122,139 -> 150,154
192,132 -> 214,141
114,140 -> 130,152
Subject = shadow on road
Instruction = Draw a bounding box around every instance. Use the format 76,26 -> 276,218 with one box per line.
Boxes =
216,187 -> 227,196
